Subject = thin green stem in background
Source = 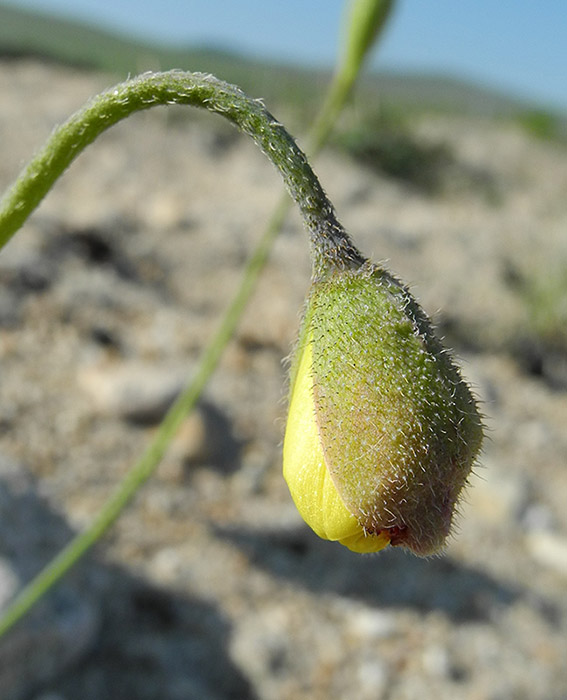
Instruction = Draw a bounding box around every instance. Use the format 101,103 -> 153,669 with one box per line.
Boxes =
0,0 -> 395,638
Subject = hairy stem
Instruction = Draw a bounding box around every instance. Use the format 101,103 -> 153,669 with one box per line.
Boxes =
0,3 -> 394,638
0,71 -> 354,638
0,61 -> 373,636
0,71 -> 363,275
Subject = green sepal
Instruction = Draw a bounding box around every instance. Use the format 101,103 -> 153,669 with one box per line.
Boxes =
291,262 -> 483,556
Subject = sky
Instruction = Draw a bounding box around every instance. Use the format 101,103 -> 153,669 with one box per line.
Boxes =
8,0 -> 567,112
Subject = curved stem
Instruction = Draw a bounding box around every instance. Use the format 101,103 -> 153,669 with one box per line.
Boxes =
0,68 -> 367,637
0,71 -> 363,275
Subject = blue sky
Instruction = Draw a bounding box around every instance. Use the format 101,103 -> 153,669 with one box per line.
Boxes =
9,0 -> 567,112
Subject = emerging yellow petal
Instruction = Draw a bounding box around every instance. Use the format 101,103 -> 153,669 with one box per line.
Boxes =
283,265 -> 483,556
283,335 -> 390,553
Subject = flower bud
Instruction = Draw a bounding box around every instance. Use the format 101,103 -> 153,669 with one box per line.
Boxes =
283,263 -> 483,556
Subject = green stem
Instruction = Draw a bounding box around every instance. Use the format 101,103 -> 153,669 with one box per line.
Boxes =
0,59 -> 370,637
0,71 -> 362,273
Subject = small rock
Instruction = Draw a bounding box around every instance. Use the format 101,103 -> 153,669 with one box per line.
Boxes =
520,502 -> 555,532
140,192 -> 186,230
159,401 -> 240,481
525,531 -> 567,578
465,459 -> 529,526
168,409 -> 213,464
344,606 -> 398,641
356,657 -> 389,699
422,644 -> 451,677
77,359 -> 188,424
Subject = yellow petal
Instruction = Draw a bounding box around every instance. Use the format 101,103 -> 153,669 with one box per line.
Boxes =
283,335 -> 390,553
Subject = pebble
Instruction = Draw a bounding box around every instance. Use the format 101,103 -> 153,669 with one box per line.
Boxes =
356,657 -> 389,699
464,458 -> 529,526
77,359 -> 188,424
525,531 -> 567,578
165,401 -> 238,467
343,604 -> 398,641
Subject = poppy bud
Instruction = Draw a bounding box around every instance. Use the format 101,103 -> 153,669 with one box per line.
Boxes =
283,262 -> 483,556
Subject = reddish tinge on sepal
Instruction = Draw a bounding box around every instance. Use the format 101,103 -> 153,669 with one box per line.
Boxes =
284,263 -> 483,556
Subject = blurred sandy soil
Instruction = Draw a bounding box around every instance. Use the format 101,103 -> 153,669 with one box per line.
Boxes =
1,61 -> 567,700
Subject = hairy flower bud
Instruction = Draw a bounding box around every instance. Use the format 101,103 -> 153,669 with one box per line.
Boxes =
283,263 -> 483,556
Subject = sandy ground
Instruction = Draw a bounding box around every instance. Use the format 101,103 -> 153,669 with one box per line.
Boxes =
1,60 -> 567,700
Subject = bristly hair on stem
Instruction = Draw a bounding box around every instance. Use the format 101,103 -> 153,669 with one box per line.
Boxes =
0,69 -> 367,639
0,2 -> 397,639
0,71 -> 364,278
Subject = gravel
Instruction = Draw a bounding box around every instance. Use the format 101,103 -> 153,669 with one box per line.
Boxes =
1,59 -> 566,699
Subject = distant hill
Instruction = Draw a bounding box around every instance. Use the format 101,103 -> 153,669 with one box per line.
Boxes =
0,2 -> 561,122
